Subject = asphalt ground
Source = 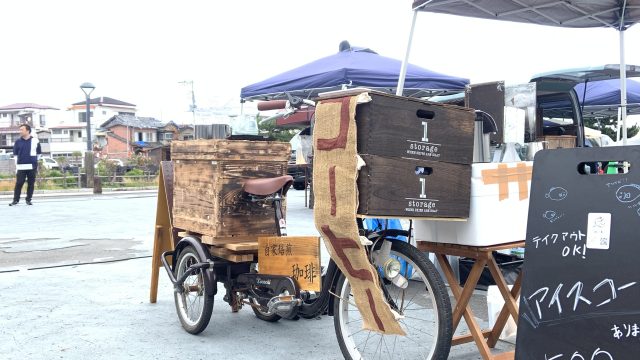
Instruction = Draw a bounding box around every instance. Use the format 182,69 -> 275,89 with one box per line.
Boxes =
0,189 -> 515,359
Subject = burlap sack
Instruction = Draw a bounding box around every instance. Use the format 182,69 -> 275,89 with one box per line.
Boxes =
313,93 -> 405,335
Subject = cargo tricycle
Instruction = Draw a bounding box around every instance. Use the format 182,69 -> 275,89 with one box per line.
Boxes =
161,96 -> 452,359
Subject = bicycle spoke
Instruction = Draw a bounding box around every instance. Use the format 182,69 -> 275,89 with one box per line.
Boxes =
399,319 -> 436,338
402,314 -> 433,323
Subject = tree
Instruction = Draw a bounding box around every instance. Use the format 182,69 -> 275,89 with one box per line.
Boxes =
55,156 -> 70,188
257,115 -> 300,142
583,117 -> 639,141
72,151 -> 82,166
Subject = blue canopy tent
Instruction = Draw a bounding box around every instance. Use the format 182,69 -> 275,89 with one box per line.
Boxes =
240,43 -> 469,102
577,78 -> 640,116
539,78 -> 640,118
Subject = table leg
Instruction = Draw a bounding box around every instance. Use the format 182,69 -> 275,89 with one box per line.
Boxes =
436,254 -> 494,359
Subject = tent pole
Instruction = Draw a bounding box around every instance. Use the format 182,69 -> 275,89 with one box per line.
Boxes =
619,29 -> 628,145
396,9 -> 419,96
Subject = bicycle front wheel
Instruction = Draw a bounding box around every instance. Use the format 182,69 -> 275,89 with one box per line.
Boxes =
333,240 -> 452,360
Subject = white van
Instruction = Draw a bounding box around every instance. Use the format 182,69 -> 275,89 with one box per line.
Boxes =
40,157 -> 60,170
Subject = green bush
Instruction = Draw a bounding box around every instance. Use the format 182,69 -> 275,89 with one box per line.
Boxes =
126,168 -> 144,176
48,170 -> 63,178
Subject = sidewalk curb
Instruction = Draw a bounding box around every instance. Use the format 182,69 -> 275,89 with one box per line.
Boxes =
0,187 -> 158,199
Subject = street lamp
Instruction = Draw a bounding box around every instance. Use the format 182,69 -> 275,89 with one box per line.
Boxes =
80,82 -> 95,151
80,82 -> 96,189
179,80 -> 197,139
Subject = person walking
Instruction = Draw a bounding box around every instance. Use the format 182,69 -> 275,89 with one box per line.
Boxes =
9,124 -> 41,206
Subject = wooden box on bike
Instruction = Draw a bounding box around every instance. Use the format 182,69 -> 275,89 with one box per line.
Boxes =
357,154 -> 471,219
356,92 -> 475,165
171,139 -> 290,240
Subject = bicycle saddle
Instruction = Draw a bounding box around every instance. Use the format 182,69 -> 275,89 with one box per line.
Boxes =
243,175 -> 293,196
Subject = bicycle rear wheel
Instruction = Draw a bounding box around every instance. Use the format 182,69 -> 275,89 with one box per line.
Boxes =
173,245 -> 214,334
333,240 -> 452,360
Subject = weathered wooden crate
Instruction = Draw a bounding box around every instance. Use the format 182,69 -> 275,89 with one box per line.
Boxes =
538,135 -> 576,149
356,92 -> 475,165
357,154 -> 471,219
171,139 -> 290,240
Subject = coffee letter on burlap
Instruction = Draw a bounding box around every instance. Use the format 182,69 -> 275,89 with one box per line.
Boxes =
313,93 -> 405,335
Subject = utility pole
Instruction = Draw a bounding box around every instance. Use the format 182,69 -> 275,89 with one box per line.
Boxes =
179,80 -> 197,139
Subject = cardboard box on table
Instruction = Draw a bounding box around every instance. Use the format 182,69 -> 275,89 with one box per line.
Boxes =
414,161 -> 533,246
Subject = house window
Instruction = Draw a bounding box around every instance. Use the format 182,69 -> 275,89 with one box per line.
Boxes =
40,138 -> 49,143
39,115 -> 46,127
183,135 -> 194,140
78,112 -> 93,122
102,111 -> 107,115
164,133 -> 173,140
63,130 -> 68,135
119,112 -> 134,116
52,129 -> 62,135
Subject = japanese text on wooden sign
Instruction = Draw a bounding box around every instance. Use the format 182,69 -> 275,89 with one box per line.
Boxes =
258,236 -> 321,292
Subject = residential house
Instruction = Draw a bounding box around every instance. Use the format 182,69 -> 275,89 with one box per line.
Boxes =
158,121 -> 194,142
36,129 -> 51,157
47,124 -> 88,163
157,121 -> 194,160
0,103 -> 59,152
97,114 -> 165,162
68,97 -> 136,141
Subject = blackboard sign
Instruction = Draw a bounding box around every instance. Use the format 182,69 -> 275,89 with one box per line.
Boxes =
516,146 -> 640,359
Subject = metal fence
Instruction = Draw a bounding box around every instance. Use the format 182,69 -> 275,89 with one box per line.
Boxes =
0,174 -> 158,190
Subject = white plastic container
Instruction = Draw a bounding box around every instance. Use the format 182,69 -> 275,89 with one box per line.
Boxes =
415,161 -> 532,246
487,285 -> 518,343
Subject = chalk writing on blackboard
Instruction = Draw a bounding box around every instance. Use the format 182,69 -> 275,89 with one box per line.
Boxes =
545,348 -> 613,360
543,210 -> 565,223
615,184 -> 640,203
611,323 -> 640,339
523,277 -> 637,326
531,230 -> 586,259
605,177 -> 628,188
545,186 -> 568,201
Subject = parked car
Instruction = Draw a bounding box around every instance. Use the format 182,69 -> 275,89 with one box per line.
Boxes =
40,157 -> 60,170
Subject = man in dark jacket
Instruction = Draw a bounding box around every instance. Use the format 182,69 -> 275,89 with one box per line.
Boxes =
9,124 -> 41,206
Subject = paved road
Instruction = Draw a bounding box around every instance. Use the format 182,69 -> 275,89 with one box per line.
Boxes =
0,192 -> 157,271
0,190 -> 514,359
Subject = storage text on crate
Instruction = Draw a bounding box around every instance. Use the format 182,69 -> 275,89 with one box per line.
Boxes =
258,236 -> 321,292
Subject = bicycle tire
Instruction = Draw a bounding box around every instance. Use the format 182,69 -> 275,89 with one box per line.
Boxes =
333,240 -> 452,359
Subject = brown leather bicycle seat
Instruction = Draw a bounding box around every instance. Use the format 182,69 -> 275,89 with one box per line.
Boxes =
243,175 -> 294,196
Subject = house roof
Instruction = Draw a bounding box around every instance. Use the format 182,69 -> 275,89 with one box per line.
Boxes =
49,124 -> 86,129
0,103 -> 59,111
161,120 -> 192,131
0,126 -> 20,134
71,96 -> 136,107
100,114 -> 164,129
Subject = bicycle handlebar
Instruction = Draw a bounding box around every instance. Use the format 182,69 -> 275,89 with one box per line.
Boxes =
257,100 -> 288,111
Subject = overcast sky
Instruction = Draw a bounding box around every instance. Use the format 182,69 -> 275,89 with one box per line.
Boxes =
1,0 -> 639,123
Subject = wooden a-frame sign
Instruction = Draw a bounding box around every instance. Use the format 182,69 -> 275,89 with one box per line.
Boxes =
149,161 -> 176,303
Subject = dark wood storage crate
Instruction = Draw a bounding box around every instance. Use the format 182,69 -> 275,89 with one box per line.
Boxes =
357,154 -> 471,218
356,92 -> 475,165
171,139 -> 290,239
